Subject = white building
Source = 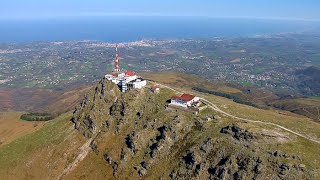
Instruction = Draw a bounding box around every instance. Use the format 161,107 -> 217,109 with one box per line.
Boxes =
124,70 -> 137,83
104,45 -> 146,92
170,93 -> 200,108
132,78 -> 147,89
105,70 -> 146,92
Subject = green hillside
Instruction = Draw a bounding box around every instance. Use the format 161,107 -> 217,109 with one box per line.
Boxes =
0,78 -> 319,179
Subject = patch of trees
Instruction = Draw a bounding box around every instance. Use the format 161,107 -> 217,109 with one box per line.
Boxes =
20,112 -> 57,121
192,87 -> 258,108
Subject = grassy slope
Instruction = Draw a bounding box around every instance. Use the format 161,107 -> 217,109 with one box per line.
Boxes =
66,86 -> 178,179
202,94 -> 320,139
186,88 -> 320,176
213,100 -> 320,169
0,112 -> 86,179
184,92 -> 320,177
272,98 -> 320,121
0,86 -> 91,113
142,71 -> 277,103
0,76 -> 319,179
0,112 -> 47,146
143,72 -> 320,177
142,71 -> 320,121
143,72 -> 320,138
310,96 -> 320,100
68,82 -> 320,179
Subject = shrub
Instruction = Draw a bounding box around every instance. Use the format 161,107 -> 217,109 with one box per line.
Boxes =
20,112 -> 58,121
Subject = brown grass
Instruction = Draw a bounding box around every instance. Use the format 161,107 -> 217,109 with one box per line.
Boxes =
0,113 -> 86,179
142,72 -> 320,139
0,86 -> 91,113
0,112 -> 46,146
0,90 -> 14,110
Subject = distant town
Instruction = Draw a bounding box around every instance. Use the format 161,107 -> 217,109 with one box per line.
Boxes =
0,33 -> 319,96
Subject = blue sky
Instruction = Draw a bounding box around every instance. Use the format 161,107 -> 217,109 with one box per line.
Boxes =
1,0 -> 320,20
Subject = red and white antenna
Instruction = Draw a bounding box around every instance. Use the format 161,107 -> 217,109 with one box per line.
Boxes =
114,44 -> 120,72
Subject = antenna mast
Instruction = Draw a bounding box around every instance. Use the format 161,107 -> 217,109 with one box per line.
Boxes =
114,44 -> 120,72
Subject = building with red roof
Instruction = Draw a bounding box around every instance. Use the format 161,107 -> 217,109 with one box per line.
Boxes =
171,93 -> 200,108
124,70 -> 137,83
125,70 -> 136,77
104,46 -> 146,92
151,85 -> 160,93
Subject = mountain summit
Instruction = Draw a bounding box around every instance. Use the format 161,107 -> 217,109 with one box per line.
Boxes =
70,78 -> 308,179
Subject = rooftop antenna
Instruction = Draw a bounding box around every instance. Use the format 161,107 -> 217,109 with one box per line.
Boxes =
114,44 -> 120,72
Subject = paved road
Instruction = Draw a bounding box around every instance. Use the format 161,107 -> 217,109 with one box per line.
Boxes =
153,82 -> 320,145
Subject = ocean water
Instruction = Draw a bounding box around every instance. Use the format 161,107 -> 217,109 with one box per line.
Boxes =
0,16 -> 319,43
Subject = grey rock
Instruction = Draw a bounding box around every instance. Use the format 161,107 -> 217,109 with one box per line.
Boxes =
220,124 -> 254,141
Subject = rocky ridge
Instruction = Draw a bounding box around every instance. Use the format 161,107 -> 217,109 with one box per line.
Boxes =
71,79 -> 308,179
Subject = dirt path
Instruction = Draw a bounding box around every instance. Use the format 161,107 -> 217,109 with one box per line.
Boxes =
58,138 -> 93,179
201,98 -> 320,144
155,82 -> 320,145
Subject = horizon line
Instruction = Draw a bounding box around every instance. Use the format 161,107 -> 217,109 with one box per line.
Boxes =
0,13 -> 320,22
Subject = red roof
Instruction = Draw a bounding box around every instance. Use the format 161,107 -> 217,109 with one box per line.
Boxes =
171,93 -> 195,102
180,93 -> 196,101
152,85 -> 160,90
125,70 -> 136,76
171,95 -> 181,99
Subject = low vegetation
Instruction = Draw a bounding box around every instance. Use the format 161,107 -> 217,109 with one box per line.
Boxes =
20,112 -> 58,121
1,77 -> 320,179
192,87 -> 258,108
144,72 -> 320,122
0,86 -> 91,113
0,112 -> 46,146
0,113 -> 86,179
68,79 -> 320,179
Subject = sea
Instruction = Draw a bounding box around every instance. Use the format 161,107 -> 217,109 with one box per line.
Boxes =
0,16 -> 319,43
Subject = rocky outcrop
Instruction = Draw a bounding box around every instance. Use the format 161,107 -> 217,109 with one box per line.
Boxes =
125,132 -> 137,154
71,79 -> 310,179
220,124 -> 255,142
104,153 -> 118,177
72,78 -> 120,138
149,125 -> 171,158
170,133 -> 305,180
208,155 -> 263,180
